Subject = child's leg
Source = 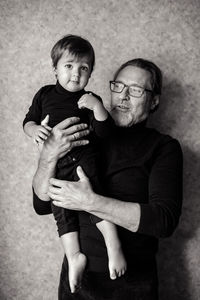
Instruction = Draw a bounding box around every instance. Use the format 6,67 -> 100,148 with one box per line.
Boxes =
54,156 -> 87,293
61,231 -> 87,293
78,153 -> 126,279
96,220 -> 127,280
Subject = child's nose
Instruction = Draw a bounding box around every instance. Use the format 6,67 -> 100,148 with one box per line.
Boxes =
72,67 -> 80,77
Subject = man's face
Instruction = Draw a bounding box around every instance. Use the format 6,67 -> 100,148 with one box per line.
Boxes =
109,66 -> 159,127
54,50 -> 91,92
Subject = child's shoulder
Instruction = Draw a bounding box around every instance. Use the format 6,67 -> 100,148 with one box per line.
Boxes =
39,84 -> 56,94
34,84 -> 56,100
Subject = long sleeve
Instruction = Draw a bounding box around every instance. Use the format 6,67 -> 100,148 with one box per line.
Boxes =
33,188 -> 52,215
138,138 -> 183,238
91,113 -> 116,138
23,87 -> 45,127
85,91 -> 116,139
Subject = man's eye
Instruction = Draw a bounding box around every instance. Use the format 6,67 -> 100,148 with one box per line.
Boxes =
65,64 -> 72,69
115,83 -> 122,88
131,86 -> 142,93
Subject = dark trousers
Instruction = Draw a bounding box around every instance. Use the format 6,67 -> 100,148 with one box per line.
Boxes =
52,150 -> 102,236
58,259 -> 159,300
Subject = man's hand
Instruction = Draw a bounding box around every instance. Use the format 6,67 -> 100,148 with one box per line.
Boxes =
41,117 -> 90,162
48,166 -> 94,211
47,166 -> 141,233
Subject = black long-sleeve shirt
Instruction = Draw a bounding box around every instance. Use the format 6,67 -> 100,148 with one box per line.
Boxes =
24,81 -> 115,237
23,81 -> 114,138
33,121 -> 183,272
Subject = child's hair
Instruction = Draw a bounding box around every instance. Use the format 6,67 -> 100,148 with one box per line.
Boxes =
51,34 -> 95,73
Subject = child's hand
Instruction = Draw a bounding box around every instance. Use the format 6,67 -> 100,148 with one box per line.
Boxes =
78,93 -> 103,111
78,93 -> 108,121
34,115 -> 52,144
33,125 -> 51,144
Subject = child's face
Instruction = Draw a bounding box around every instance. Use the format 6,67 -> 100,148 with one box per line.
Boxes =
54,50 -> 92,92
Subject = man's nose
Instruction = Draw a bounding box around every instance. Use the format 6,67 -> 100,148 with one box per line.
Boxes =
119,86 -> 129,101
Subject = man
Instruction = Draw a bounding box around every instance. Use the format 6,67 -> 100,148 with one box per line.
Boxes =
33,59 -> 183,299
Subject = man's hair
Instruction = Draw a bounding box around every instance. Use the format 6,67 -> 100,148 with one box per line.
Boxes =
51,34 -> 95,73
113,58 -> 162,95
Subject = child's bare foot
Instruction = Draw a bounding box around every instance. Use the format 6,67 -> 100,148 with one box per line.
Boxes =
68,252 -> 87,293
107,246 -> 127,280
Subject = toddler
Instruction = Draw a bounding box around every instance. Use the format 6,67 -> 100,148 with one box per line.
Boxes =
23,34 -> 126,293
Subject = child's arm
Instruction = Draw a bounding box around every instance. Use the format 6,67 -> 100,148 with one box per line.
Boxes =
24,115 -> 51,144
78,93 -> 108,121
78,93 -> 115,138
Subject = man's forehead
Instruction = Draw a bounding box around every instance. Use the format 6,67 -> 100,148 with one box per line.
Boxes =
116,66 -> 152,87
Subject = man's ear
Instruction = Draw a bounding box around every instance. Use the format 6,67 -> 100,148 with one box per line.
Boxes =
150,95 -> 160,111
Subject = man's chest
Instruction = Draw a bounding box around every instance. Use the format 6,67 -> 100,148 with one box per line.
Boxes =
101,133 -> 159,202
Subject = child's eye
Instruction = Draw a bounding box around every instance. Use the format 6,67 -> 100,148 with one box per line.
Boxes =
81,66 -> 89,72
65,64 -> 73,69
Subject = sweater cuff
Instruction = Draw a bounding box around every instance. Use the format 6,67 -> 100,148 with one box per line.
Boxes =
137,204 -> 157,236
33,188 -> 52,215
93,114 -> 116,138
58,224 -> 80,237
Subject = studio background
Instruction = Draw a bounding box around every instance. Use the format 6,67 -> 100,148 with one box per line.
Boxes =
1,0 -> 200,299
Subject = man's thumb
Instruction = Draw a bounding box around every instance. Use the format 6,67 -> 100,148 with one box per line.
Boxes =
76,166 -> 88,182
41,114 -> 49,126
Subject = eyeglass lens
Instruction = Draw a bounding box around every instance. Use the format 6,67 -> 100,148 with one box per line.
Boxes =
111,82 -> 143,97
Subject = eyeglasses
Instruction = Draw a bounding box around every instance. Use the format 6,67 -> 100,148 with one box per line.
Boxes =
110,81 -> 153,98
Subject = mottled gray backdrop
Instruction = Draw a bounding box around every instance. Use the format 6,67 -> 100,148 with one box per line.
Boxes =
0,0 -> 200,299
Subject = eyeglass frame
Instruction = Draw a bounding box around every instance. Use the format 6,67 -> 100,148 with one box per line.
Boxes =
109,81 -> 153,98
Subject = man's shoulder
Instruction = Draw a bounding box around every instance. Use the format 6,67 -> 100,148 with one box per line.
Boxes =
147,127 -> 176,141
146,127 -> 182,153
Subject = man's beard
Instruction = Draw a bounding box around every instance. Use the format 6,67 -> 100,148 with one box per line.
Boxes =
110,109 -> 135,128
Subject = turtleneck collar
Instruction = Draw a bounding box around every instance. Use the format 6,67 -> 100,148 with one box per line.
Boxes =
55,81 -> 85,97
116,120 -> 147,134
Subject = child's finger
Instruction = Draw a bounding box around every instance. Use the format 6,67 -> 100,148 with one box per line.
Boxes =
34,137 -> 44,144
41,114 -> 49,126
43,125 -> 52,131
38,131 -> 49,140
40,126 -> 51,135
78,98 -> 85,105
78,102 -> 86,109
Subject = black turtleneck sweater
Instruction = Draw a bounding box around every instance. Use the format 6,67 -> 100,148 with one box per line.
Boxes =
23,81 -> 113,138
23,81 -> 115,237
32,120 -> 183,273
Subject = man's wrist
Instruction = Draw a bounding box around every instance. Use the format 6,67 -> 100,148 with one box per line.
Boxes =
39,148 -> 58,165
86,191 -> 100,213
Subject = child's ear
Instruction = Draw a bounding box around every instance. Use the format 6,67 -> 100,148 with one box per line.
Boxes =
53,66 -> 57,75
53,66 -> 58,78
